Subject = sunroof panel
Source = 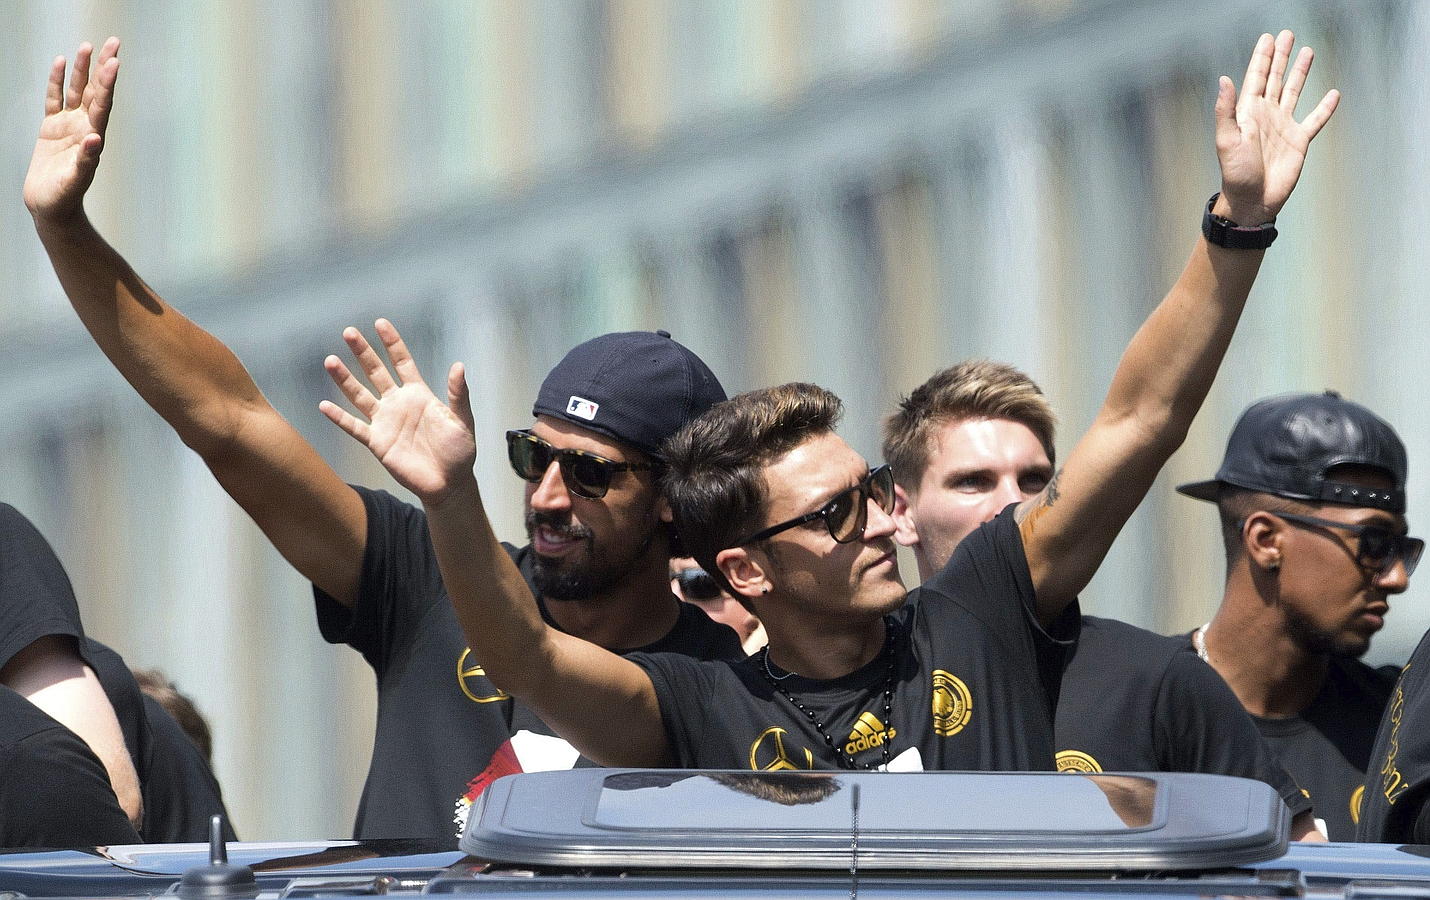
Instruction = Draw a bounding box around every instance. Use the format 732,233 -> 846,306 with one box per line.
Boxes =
461,770 -> 1285,871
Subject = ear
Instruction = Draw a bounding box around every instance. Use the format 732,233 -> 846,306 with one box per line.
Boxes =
892,484 -> 921,548
1242,511 -> 1284,572
716,546 -> 769,603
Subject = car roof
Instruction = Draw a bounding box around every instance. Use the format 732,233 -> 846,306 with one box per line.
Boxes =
6,771 -> 1430,898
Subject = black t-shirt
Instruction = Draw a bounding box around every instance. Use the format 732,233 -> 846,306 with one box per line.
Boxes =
1359,630 -> 1430,842
0,503 -> 231,842
1053,617 -> 1308,817
1176,628 -> 1395,841
315,486 -> 743,844
0,684 -> 141,848
1251,658 -> 1396,840
633,507 -> 1070,771
135,693 -> 235,841
0,502 -> 90,670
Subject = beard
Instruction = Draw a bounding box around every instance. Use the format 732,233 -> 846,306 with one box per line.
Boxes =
525,509 -> 660,602
1285,606 -> 1372,659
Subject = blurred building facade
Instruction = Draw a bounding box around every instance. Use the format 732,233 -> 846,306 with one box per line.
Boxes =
1,0 -> 1426,837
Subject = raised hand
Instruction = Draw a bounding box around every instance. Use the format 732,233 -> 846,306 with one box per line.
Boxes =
319,319 -> 478,504
24,37 -> 121,224
1215,30 -> 1339,226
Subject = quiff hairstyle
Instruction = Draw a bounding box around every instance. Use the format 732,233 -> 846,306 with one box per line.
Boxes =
662,382 -> 844,598
883,360 -> 1057,493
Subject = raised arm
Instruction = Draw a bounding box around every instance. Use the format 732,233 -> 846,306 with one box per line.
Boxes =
1017,31 -> 1339,622
319,320 -> 672,766
23,40 -> 367,605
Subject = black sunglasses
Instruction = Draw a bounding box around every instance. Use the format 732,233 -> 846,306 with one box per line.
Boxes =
739,465 -> 895,546
671,567 -> 723,601
1272,512 -> 1424,576
505,429 -> 656,499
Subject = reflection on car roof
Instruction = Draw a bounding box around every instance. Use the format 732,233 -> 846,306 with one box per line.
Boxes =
461,770 -> 1288,871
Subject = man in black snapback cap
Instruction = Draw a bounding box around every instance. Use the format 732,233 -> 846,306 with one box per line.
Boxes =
1178,390 -> 1421,839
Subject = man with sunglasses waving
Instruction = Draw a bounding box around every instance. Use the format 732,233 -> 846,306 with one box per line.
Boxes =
24,38 -> 740,845
318,32 -> 1340,773
1179,391 -> 1418,840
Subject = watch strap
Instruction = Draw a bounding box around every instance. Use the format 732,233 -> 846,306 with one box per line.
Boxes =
1202,193 -> 1277,249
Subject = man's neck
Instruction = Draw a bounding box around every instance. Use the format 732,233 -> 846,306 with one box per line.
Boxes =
764,611 -> 887,682
541,564 -> 680,652
1200,582 -> 1330,718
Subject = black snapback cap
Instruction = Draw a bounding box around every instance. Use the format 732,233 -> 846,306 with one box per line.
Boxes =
1177,390 -> 1407,513
532,330 -> 726,459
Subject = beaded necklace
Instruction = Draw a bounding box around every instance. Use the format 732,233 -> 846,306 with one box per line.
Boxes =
758,619 -> 898,771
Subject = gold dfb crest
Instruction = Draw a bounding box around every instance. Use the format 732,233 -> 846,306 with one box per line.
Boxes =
931,670 -> 972,737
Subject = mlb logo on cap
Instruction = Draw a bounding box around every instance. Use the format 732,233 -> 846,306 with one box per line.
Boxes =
534,331 -> 727,457
566,396 -> 599,421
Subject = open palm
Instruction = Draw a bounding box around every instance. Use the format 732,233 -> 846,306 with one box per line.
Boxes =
320,320 -> 478,503
1215,30 -> 1339,225
23,38 -> 120,222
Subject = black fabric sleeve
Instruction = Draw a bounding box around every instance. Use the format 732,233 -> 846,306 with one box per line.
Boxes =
627,652 -> 712,768
0,693 -> 141,848
0,735 -> 141,847
0,503 -> 86,671
312,487 -> 440,672
1156,651 -> 1312,816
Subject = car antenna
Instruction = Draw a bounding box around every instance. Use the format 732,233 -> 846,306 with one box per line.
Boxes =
849,781 -> 860,900
176,815 -> 258,899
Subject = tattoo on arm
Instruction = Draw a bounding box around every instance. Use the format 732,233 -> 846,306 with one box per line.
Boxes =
1043,470 -> 1062,507
1015,469 -> 1063,527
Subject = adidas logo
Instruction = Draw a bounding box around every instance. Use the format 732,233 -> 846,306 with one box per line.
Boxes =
844,711 -> 896,756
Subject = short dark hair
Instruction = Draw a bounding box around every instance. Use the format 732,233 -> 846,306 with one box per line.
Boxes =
883,360 -> 1056,493
662,383 -> 844,598
1215,463 -> 1398,569
1214,487 -> 1315,567
132,668 -> 214,763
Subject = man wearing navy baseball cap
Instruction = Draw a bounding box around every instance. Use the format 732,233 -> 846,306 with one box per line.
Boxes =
1179,390 -> 1421,839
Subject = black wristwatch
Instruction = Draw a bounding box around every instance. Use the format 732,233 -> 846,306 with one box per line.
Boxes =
1202,193 -> 1277,249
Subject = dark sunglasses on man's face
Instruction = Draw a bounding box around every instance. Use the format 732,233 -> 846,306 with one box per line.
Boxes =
1272,511 -> 1425,576
739,465 -> 896,546
505,429 -> 656,500
671,567 -> 723,601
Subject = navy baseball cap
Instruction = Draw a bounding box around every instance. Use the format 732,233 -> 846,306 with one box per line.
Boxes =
532,331 -> 726,459
1177,391 -> 1407,513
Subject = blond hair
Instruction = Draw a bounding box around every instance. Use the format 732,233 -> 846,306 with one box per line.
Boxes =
883,360 -> 1056,493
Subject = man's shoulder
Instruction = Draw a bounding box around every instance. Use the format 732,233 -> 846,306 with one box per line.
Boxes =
1062,616 -> 1197,699
1078,615 -> 1187,659
626,648 -> 750,689
642,602 -> 745,661
1329,656 -> 1401,701
920,505 -> 1027,601
350,484 -> 423,524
